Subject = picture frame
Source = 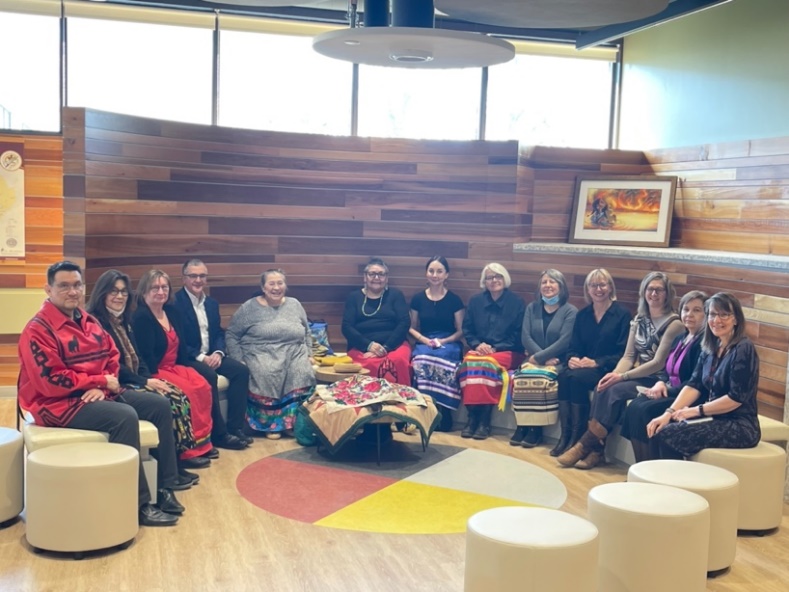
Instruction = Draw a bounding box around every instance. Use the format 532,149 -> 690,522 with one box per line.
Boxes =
568,175 -> 678,248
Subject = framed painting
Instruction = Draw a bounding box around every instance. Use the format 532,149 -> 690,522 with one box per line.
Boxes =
568,175 -> 678,248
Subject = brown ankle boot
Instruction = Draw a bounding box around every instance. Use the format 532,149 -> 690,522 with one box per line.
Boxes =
575,442 -> 606,470
557,429 -> 599,467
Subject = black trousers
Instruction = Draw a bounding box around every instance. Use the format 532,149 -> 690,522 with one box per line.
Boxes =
186,356 -> 250,436
557,367 -> 605,404
68,389 -> 178,507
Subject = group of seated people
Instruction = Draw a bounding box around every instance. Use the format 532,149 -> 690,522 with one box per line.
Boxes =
17,256 -> 762,527
338,257 -> 761,472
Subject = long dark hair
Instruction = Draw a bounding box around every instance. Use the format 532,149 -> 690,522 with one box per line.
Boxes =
701,292 -> 747,355
86,269 -> 133,327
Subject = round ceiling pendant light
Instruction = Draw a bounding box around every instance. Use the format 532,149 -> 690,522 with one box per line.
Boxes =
313,27 -> 514,69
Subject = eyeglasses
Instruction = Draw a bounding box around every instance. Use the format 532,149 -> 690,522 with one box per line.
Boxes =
54,282 -> 84,293
589,283 -> 609,290
708,312 -> 733,320
366,271 -> 387,279
150,284 -> 170,293
109,289 -> 129,297
185,274 -> 207,280
646,287 -> 666,294
485,274 -> 504,282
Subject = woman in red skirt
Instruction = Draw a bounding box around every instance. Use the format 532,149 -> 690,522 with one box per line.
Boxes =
133,269 -> 214,470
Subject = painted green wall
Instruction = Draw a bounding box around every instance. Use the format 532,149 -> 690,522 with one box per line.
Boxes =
619,0 -> 789,149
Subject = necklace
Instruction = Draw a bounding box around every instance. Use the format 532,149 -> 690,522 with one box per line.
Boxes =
361,290 -> 383,317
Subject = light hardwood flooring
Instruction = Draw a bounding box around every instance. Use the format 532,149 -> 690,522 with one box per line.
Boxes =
1,398 -> 787,592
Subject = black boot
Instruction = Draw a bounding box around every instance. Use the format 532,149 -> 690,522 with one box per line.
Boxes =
472,405 -> 493,440
435,406 -> 454,432
568,403 -> 590,449
521,426 -> 543,448
509,426 -> 529,446
550,401 -> 572,457
461,406 -> 480,438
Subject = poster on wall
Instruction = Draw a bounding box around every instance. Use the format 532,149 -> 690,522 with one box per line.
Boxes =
0,148 -> 24,257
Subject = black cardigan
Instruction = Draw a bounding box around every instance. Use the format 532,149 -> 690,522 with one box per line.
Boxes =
131,302 -> 190,375
98,316 -> 152,387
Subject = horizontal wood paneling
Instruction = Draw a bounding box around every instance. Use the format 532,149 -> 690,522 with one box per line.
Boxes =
52,109 -> 789,419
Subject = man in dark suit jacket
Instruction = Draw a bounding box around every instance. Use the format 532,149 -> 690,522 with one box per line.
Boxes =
173,259 -> 251,450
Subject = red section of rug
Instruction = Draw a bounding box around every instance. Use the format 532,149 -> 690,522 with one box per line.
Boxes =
236,456 -> 398,523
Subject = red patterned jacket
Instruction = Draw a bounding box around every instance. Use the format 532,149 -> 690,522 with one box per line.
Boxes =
18,300 -> 121,427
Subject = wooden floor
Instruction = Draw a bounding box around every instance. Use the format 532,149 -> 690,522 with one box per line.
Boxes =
1,397 -> 788,592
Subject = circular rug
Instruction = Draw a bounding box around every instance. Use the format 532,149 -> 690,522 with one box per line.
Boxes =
236,441 -> 567,534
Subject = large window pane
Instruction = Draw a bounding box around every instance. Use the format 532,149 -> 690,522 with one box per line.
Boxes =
486,55 -> 612,148
0,11 -> 60,131
67,18 -> 213,125
219,30 -> 352,135
358,66 -> 481,140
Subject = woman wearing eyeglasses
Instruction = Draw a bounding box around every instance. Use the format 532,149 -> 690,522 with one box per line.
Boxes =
646,292 -> 760,457
558,271 -> 684,469
551,269 -> 631,457
87,269 -> 200,486
457,263 -> 526,440
342,257 -> 411,385
132,269 -> 215,469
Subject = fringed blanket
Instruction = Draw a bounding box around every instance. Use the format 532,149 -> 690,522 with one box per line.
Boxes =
300,375 -> 439,454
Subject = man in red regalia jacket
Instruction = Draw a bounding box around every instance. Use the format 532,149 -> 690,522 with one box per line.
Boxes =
18,261 -> 184,527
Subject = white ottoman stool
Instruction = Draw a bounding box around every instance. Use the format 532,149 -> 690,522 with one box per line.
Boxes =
0,428 -> 24,528
588,482 -> 710,592
465,506 -> 598,592
26,442 -> 139,559
692,442 -> 786,532
628,460 -> 739,572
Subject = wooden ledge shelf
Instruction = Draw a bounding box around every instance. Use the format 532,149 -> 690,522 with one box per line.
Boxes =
514,243 -> 789,273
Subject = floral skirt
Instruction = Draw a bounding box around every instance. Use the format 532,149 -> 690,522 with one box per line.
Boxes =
411,333 -> 462,410
247,386 -> 313,434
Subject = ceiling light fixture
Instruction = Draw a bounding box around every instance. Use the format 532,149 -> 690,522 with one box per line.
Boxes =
313,0 -> 515,69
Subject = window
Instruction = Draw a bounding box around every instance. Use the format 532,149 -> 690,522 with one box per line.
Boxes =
486,53 -> 613,148
358,66 -> 481,140
67,9 -> 213,125
219,25 -> 352,135
0,10 -> 60,131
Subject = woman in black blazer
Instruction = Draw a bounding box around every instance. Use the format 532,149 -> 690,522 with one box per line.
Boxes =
131,269 -> 215,469
620,290 -> 708,462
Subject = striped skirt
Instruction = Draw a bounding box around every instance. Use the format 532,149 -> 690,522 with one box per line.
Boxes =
411,337 -> 462,410
457,351 -> 524,408
511,365 -> 559,426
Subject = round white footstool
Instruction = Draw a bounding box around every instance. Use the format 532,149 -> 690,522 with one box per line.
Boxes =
588,482 -> 710,592
691,442 -> 786,532
465,506 -> 598,592
26,442 -> 139,558
628,460 -> 739,572
0,428 -> 24,528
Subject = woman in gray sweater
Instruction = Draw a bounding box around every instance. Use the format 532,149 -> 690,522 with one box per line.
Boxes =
226,269 -> 316,439
511,269 -> 577,447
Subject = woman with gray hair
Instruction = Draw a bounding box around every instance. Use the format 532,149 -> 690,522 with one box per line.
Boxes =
226,269 -> 316,439
511,269 -> 577,448
457,263 -> 526,440
342,257 -> 411,385
558,271 -> 684,469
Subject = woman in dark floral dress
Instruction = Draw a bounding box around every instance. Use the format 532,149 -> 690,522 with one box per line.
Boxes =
647,292 -> 760,457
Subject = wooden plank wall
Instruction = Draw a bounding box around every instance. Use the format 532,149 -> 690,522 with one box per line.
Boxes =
48,108 -> 789,419
0,134 -> 63,386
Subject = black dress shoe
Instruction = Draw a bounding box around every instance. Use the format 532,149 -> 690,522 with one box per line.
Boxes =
201,447 -> 220,459
157,489 -> 185,515
214,433 -> 248,450
180,456 -> 211,469
231,429 -> 254,446
171,474 -> 194,491
139,503 -> 178,527
178,469 -> 200,485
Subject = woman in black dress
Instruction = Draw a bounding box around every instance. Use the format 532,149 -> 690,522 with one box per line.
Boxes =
620,290 -> 707,462
647,292 -> 761,457
551,269 -> 631,457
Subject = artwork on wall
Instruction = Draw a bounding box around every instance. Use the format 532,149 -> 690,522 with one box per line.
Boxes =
568,175 -> 678,248
0,145 -> 25,258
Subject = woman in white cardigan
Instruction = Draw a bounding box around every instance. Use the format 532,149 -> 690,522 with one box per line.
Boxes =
511,269 -> 577,448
